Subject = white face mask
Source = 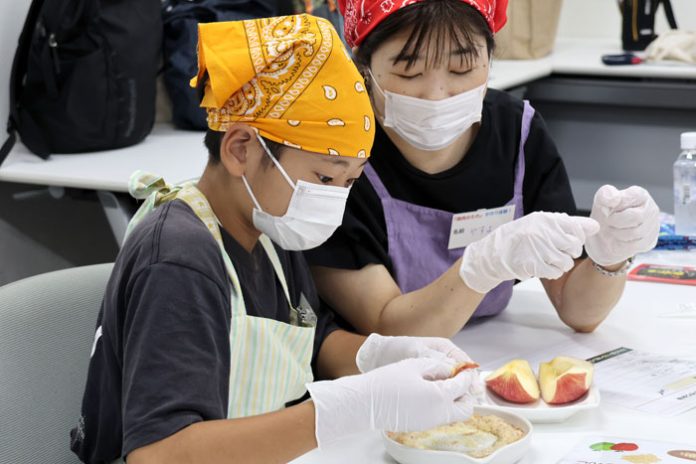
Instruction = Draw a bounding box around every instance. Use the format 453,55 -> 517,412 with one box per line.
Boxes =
369,68 -> 487,151
242,135 -> 350,251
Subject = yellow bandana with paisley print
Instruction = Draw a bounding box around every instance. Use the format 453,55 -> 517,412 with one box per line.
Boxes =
190,14 -> 374,159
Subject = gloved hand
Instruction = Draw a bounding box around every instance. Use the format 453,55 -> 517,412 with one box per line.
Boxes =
459,212 -> 600,293
356,333 -> 475,373
307,358 -> 477,448
584,185 -> 660,266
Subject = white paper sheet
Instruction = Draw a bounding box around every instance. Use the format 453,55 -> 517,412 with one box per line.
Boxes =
558,435 -> 696,464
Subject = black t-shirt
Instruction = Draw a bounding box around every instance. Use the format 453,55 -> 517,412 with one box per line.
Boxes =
70,199 -> 338,464
305,89 -> 577,273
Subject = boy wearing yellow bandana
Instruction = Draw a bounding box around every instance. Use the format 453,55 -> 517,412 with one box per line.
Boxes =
70,15 -> 481,464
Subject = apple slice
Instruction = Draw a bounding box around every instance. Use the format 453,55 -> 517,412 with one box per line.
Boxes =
452,362 -> 480,377
485,359 -> 540,404
539,356 -> 593,405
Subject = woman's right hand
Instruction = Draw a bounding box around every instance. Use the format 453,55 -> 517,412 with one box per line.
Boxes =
306,357 -> 477,448
458,212 -> 600,293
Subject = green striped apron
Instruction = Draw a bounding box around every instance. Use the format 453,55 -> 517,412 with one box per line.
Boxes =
127,171 -> 316,419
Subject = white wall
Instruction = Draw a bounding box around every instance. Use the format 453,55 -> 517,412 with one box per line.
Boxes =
557,0 -> 696,40
0,0 -> 31,128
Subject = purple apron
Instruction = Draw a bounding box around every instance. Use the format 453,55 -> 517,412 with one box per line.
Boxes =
363,101 -> 536,319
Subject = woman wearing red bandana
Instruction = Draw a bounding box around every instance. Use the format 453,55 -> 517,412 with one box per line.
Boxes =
306,0 -> 661,337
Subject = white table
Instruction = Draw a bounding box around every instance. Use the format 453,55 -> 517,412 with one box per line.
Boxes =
552,38 -> 696,79
489,38 -> 696,91
0,125 -> 208,245
0,124 -> 207,192
290,252 -> 696,463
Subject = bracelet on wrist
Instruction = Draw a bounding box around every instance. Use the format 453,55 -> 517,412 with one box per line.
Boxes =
591,257 -> 633,277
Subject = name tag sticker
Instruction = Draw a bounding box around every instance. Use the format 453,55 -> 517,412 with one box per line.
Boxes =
447,204 -> 516,250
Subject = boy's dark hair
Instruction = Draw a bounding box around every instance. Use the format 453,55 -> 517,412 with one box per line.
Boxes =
354,0 -> 495,72
204,129 -> 285,166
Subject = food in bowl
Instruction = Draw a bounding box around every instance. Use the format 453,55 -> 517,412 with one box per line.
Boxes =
387,414 -> 526,459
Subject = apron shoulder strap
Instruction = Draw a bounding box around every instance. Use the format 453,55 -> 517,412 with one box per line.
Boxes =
258,235 -> 292,305
174,185 -> 247,316
258,235 -> 316,327
363,162 -> 392,200
514,101 -> 536,198
124,170 -> 186,242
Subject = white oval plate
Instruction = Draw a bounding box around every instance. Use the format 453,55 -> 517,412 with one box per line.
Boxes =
479,370 -> 601,424
382,406 -> 532,464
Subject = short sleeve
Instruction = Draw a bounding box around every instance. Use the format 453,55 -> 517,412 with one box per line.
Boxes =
121,263 -> 230,456
522,111 -> 578,216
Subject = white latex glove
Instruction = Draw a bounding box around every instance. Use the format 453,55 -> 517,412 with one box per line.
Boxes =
459,212 -> 600,293
584,185 -> 660,266
356,333 -> 474,373
355,334 -> 484,404
307,358 -> 476,448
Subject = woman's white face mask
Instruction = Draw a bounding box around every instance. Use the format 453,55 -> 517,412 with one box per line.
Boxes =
242,135 -> 350,251
368,68 -> 487,152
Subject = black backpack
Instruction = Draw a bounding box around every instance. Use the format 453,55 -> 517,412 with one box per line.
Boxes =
620,0 -> 678,51
161,0 -> 282,131
0,0 -> 162,165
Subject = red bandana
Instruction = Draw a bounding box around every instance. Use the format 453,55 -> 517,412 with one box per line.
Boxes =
339,0 -> 508,48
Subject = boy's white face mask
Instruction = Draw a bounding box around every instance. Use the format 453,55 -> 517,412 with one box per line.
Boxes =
369,68 -> 487,151
242,135 -> 350,251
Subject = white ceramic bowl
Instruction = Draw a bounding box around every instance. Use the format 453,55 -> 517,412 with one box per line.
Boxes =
382,406 -> 533,464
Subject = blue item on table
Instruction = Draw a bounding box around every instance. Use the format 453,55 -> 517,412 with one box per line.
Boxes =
656,219 -> 696,250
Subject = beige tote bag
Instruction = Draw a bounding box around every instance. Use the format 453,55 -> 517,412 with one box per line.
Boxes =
494,0 -> 564,60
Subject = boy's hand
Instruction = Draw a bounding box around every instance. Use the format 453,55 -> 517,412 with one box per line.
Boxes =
307,358 -> 476,447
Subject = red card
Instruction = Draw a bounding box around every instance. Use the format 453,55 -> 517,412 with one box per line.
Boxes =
628,263 -> 696,286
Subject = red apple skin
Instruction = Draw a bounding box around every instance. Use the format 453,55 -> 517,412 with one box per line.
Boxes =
486,374 -> 538,404
540,356 -> 593,405
546,372 -> 589,404
452,362 -> 480,377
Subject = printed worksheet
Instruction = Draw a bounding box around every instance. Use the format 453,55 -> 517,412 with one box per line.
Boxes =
484,342 -> 696,416
558,435 -> 696,464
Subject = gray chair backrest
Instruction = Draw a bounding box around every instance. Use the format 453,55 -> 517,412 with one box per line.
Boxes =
0,263 -> 114,464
